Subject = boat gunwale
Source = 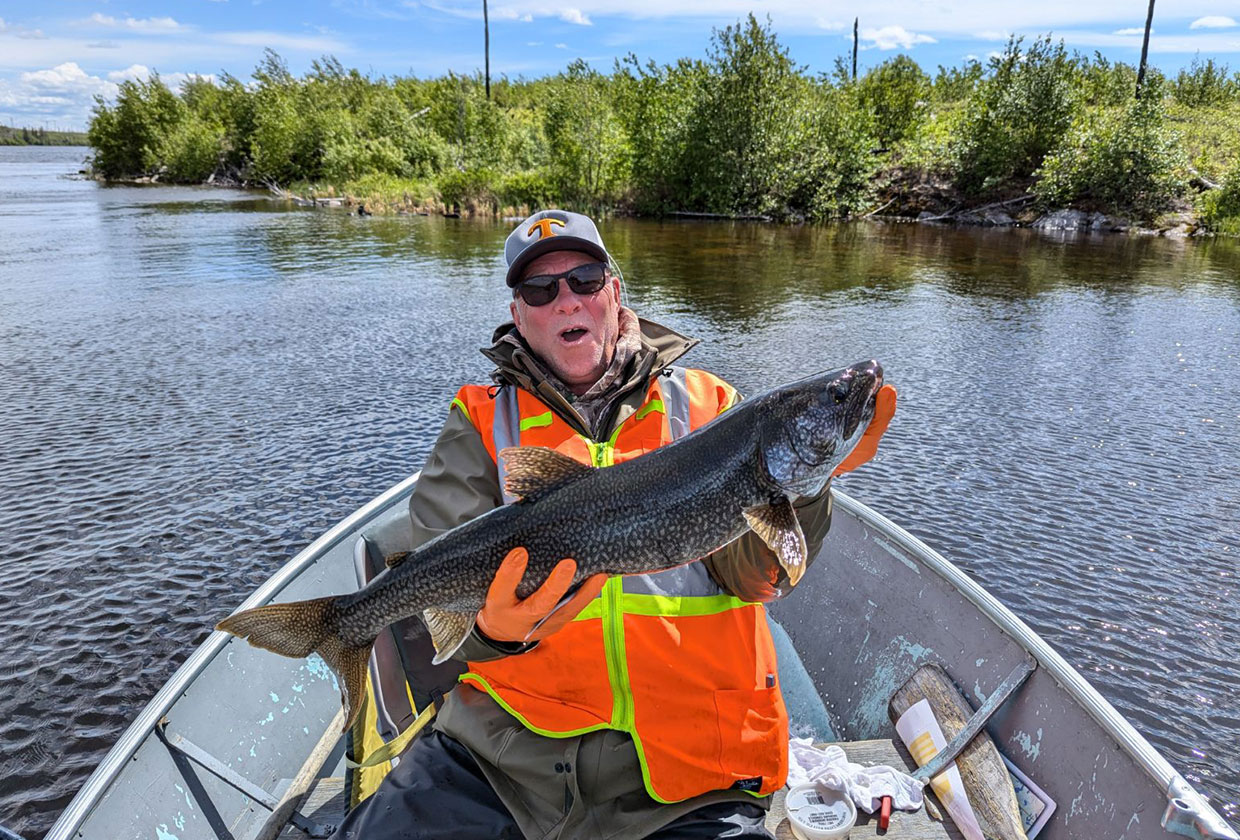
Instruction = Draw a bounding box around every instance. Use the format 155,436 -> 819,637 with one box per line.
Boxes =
48,477 -> 1236,840
830,488 -> 1238,840
45,471 -> 423,840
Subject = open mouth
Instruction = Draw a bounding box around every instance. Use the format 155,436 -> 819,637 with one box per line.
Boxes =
560,327 -> 589,344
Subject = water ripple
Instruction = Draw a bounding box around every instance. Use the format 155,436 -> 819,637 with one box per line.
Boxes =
2,147 -> 1239,836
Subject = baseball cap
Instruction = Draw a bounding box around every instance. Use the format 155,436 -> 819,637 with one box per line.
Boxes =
504,210 -> 610,288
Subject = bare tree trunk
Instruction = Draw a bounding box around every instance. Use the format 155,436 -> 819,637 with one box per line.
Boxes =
483,0 -> 491,100
1136,0 -> 1155,97
852,18 -> 859,81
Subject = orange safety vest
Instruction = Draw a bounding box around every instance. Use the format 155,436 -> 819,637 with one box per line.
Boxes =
450,367 -> 789,803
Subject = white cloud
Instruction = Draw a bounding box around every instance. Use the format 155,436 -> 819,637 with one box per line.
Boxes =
1056,29 -> 1240,53
1112,27 -> 1146,36
82,13 -> 189,33
860,25 -> 936,50
975,30 -> 1010,41
555,42 -> 569,49
559,8 -> 593,25
527,41 -> 543,46
1189,16 -> 1237,29
215,30 -> 350,51
107,64 -> 151,82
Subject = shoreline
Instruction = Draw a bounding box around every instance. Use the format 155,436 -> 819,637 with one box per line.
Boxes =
94,173 -> 1222,239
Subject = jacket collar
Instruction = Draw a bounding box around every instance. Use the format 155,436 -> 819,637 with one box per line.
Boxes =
480,314 -> 699,436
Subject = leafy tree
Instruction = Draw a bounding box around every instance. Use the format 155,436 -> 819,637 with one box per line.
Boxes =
1035,77 -> 1187,217
1173,56 -> 1238,107
859,55 -> 931,146
952,36 -> 1081,194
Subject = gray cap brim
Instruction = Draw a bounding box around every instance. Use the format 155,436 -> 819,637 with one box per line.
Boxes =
505,236 -> 608,287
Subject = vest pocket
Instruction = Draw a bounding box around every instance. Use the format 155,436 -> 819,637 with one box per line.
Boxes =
713,685 -> 783,783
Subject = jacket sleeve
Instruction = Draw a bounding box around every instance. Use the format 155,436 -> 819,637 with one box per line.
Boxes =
698,385 -> 834,603
407,402 -> 535,663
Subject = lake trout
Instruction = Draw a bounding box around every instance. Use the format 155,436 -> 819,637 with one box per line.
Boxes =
217,360 -> 885,731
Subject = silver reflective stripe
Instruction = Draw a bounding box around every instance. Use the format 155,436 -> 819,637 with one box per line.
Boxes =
622,562 -> 723,597
492,386 -> 522,505
660,367 -> 692,441
625,369 -> 721,596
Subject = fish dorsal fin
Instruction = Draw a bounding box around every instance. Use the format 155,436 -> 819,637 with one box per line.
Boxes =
385,551 -> 412,569
499,446 -> 594,502
743,497 -> 808,586
423,608 -> 476,665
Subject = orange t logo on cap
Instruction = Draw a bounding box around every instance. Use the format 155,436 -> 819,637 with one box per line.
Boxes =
527,218 -> 566,239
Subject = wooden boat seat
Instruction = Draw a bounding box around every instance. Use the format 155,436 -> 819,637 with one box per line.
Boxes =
277,739 -> 962,839
766,739 -> 963,840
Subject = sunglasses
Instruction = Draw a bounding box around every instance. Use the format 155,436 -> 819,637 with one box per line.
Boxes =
514,262 -> 609,307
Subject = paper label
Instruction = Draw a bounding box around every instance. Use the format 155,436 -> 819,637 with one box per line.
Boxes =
894,698 -> 986,840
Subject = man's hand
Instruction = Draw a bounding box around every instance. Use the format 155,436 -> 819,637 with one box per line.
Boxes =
833,384 -> 897,476
476,547 -> 608,643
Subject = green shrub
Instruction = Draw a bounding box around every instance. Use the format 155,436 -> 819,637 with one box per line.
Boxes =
1201,167 -> 1240,234
1034,80 -> 1187,217
542,60 -> 630,207
859,55 -> 931,146
88,74 -> 183,177
613,54 -> 710,213
437,168 -> 499,209
680,14 -> 804,214
781,86 -> 877,219
1076,53 -> 1139,106
499,171 -> 556,210
160,114 -> 224,182
932,60 -> 984,103
952,36 -> 1080,194
1173,56 -> 1238,107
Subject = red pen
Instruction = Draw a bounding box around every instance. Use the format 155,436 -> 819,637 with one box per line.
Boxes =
878,795 -> 892,830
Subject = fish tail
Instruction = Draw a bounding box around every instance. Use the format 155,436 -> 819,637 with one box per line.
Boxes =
216,597 -> 373,733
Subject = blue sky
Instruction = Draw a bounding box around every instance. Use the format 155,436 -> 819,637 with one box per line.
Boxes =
1,0 -> 1238,130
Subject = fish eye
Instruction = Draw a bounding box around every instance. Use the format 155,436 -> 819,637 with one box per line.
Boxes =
827,381 -> 849,404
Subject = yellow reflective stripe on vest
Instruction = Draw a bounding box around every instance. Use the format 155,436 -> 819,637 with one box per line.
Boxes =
634,399 -> 665,422
572,590 -> 754,621
519,411 -> 554,431
602,578 -> 633,729
450,397 -> 470,422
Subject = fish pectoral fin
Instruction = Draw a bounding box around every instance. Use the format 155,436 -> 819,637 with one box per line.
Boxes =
423,607 -> 477,664
743,497 -> 808,586
498,446 -> 594,502
385,551 -> 412,569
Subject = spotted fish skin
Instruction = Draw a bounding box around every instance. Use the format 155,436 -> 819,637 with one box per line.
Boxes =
218,360 -> 884,731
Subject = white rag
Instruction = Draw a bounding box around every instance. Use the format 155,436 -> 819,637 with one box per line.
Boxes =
787,737 -> 925,814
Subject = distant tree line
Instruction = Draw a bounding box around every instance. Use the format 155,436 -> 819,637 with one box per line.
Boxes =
86,17 -> 1240,229
0,125 -> 90,146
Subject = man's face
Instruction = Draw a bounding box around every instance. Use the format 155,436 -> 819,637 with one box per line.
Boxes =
510,250 -> 622,396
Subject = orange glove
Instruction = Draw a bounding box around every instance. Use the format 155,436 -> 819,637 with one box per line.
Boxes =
476,547 -> 608,643
833,384 -> 897,476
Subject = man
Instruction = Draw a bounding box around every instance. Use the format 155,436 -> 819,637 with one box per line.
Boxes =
339,210 -> 896,839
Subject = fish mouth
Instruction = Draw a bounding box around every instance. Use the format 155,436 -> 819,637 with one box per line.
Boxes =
840,360 -> 883,441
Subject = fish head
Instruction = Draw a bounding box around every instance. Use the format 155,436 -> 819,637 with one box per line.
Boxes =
759,360 -> 884,495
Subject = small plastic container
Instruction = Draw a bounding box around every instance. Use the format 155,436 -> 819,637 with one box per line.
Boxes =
785,782 -> 857,840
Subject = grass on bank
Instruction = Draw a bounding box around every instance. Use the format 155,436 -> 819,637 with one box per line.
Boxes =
85,23 -> 1240,233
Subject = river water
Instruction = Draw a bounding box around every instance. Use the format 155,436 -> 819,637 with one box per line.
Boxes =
0,146 -> 1237,837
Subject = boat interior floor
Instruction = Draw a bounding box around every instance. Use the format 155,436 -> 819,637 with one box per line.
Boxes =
277,739 -> 960,840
